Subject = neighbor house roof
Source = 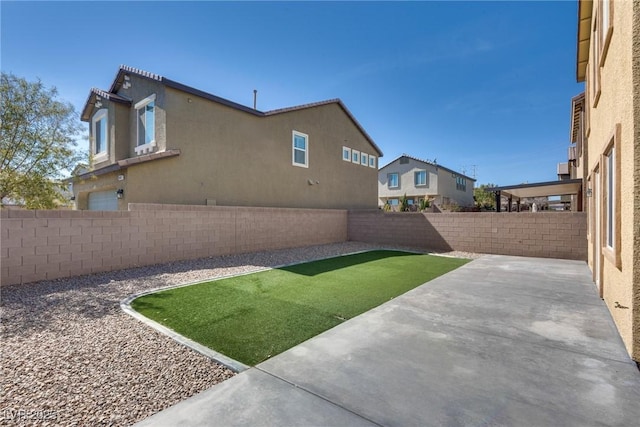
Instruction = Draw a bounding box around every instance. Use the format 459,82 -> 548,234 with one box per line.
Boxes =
81,65 -> 383,156
576,0 -> 593,82
379,154 -> 476,182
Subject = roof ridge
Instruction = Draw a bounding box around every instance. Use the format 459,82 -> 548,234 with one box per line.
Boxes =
119,65 -> 163,81
264,98 -> 341,115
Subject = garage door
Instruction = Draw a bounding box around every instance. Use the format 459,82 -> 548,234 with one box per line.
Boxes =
88,190 -> 118,211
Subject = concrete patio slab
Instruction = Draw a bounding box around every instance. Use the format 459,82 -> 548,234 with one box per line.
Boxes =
135,254 -> 640,427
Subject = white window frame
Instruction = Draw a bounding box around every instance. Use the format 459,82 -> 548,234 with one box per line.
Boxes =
342,146 -> 352,162
369,155 -> 376,168
361,152 -> 368,166
352,149 -> 360,164
292,130 -> 308,168
91,109 -> 108,163
388,172 -> 399,189
135,94 -> 157,155
414,170 -> 427,187
605,146 -> 615,250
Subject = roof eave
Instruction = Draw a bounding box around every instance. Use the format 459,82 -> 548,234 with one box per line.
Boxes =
570,92 -> 585,143
576,0 -> 593,82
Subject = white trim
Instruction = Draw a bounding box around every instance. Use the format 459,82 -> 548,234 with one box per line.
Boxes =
91,109 -> 108,163
134,93 -> 156,109
352,149 -> 360,164
369,155 -> 376,168
292,130 -> 309,168
605,146 -> 615,249
361,152 -> 368,166
135,94 -> 157,155
342,146 -> 352,162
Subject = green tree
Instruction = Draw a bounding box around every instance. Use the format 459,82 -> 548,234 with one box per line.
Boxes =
1,73 -> 82,209
473,183 -> 497,211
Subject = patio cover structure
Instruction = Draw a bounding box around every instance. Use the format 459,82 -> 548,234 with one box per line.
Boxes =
486,179 -> 583,212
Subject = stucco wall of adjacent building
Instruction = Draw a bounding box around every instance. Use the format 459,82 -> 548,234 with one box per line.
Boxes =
122,87 -> 379,209
632,0 -> 640,361
584,0 -> 638,360
78,75 -> 380,210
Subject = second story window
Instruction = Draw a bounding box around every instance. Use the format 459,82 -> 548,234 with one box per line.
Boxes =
388,173 -> 399,189
135,94 -> 156,154
456,176 -> 467,192
91,109 -> 108,162
292,131 -> 308,167
342,146 -> 351,162
414,170 -> 427,187
369,155 -> 376,168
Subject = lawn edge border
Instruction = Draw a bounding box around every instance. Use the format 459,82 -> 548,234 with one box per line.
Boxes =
120,247 -> 467,372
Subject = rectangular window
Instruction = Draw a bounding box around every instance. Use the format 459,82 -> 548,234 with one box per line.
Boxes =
456,176 -> 467,192
605,146 -> 615,249
342,146 -> 351,162
352,150 -> 360,164
599,0 -> 613,66
602,124 -> 621,269
388,173 -> 399,189
292,131 -> 308,167
369,155 -> 376,168
414,170 -> 427,187
361,153 -> 368,166
135,94 -> 157,155
389,198 -> 399,206
91,109 -> 108,162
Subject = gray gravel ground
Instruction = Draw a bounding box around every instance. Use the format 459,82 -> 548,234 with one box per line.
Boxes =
1,242 -> 479,426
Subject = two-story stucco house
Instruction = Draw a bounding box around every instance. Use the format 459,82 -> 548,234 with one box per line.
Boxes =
572,0 -> 640,361
378,154 -> 475,209
72,65 -> 383,210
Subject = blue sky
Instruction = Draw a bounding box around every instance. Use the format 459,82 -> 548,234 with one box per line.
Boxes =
1,1 -> 583,186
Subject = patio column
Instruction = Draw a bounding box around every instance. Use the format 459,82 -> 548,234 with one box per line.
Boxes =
495,191 -> 501,213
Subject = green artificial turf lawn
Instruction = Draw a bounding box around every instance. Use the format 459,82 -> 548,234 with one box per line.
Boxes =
131,250 -> 469,365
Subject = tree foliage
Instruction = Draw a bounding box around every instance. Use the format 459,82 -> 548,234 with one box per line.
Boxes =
473,183 -> 497,211
1,72 -> 82,209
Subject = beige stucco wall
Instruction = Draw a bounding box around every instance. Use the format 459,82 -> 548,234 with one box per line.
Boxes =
122,87 -> 378,209
633,0 -> 640,364
378,157 -> 474,207
77,76 -> 379,210
584,0 -> 639,360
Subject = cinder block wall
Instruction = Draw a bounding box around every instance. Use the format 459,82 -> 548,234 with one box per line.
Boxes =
1,204 -> 347,286
348,211 -> 587,260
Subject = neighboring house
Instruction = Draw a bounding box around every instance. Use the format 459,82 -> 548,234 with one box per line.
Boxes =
574,0 -> 639,361
378,154 -> 475,209
72,65 -> 383,210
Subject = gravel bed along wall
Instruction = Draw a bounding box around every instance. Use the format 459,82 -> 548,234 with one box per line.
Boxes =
1,242 -> 479,426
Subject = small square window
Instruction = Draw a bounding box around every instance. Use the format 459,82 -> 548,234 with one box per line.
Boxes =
414,170 -> 427,187
361,153 -> 368,166
388,173 -> 399,189
352,150 -> 360,164
369,156 -> 376,168
292,131 -> 308,167
342,146 -> 351,162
